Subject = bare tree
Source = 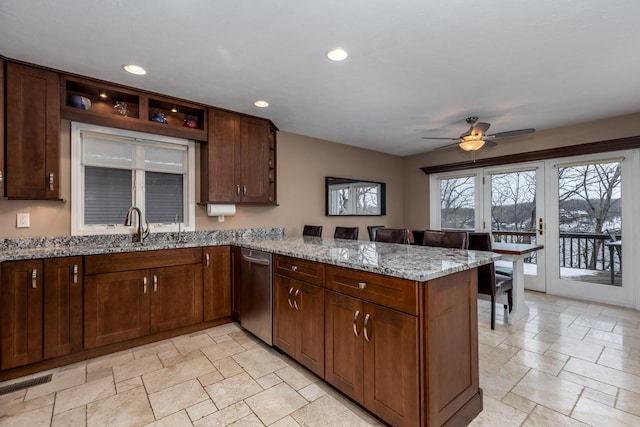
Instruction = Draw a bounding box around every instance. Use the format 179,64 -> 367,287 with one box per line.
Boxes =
440,176 -> 475,229
558,161 -> 622,269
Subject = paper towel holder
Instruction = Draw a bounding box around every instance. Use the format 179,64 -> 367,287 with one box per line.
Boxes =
207,204 -> 236,222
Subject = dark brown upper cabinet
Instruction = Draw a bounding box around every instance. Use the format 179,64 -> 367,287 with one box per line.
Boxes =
201,108 -> 276,204
5,62 -> 60,199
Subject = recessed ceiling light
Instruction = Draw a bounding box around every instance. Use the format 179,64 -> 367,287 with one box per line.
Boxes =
254,100 -> 269,108
122,64 -> 147,75
327,48 -> 348,61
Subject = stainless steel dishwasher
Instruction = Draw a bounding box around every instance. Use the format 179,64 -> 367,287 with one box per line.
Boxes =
240,248 -> 273,345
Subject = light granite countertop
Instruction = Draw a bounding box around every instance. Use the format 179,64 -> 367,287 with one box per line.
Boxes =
0,229 -> 500,282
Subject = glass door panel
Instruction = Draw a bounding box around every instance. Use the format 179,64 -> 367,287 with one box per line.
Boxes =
546,152 -> 634,306
438,175 -> 477,230
485,164 -> 545,291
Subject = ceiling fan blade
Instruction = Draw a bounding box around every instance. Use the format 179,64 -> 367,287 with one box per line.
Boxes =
471,122 -> 491,135
486,128 -> 535,140
420,136 -> 459,141
482,140 -> 498,148
434,142 -> 460,150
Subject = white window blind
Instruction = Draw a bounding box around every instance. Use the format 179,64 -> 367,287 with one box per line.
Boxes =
71,122 -> 196,236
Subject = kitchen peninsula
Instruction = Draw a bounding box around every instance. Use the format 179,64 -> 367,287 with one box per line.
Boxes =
0,231 -> 500,426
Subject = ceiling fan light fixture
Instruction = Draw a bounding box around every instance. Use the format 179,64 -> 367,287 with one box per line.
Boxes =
327,48 -> 348,61
459,139 -> 485,151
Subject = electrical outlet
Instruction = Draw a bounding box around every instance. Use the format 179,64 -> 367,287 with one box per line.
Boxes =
17,213 -> 30,228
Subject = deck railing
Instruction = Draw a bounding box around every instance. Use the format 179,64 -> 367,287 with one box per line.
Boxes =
491,230 -> 620,272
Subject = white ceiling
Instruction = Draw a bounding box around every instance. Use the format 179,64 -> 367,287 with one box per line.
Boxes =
1,1 -> 639,156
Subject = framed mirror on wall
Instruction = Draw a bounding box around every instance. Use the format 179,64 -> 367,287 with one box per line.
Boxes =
325,177 -> 386,216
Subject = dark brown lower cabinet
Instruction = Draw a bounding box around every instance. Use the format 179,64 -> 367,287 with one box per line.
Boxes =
43,257 -> 83,359
203,246 -> 231,321
85,263 -> 203,348
273,275 -> 324,377
1,260 -> 43,370
84,270 -> 150,348
324,290 -> 419,427
150,264 -> 203,333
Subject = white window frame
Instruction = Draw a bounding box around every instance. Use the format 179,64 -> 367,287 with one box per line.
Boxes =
429,170 -> 483,231
71,122 -> 196,236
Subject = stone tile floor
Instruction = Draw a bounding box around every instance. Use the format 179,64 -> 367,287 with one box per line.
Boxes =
1,291 -> 640,426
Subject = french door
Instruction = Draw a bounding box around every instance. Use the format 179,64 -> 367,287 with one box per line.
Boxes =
483,163 -> 546,292
544,151 -> 637,306
430,162 -> 546,291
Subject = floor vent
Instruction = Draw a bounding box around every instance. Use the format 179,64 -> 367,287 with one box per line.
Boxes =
0,374 -> 52,395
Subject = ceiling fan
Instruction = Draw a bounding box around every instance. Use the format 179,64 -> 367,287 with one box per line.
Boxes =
421,116 -> 535,151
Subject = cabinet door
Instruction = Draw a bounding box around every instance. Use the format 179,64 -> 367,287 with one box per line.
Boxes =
201,108 -> 241,203
0,59 -> 4,197
43,257 -> 83,359
240,116 -> 270,203
324,290 -> 364,403
203,246 -> 231,321
150,264 -> 203,333
5,62 -> 60,199
297,281 -> 324,377
85,270 -> 150,348
1,260 -> 43,369
363,303 -> 419,427
273,275 -> 297,356
231,246 -> 242,320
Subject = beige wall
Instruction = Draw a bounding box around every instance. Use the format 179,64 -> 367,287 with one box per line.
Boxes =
0,126 -> 403,239
402,112 -> 640,230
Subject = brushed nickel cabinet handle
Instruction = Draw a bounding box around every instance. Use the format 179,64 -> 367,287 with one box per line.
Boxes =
236,185 -> 241,196
49,173 -> 54,191
358,282 -> 367,290
0,170 -> 3,183
31,269 -> 37,289
364,313 -> 371,342
353,310 -> 360,337
205,253 -> 210,266
143,277 -> 148,294
293,289 -> 300,311
73,265 -> 78,284
288,287 -> 294,308
153,275 -> 158,292
242,185 -> 247,195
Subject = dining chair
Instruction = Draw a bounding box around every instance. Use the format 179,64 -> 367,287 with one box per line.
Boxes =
367,225 -> 385,241
468,232 -> 512,330
334,226 -> 359,240
411,230 -> 425,246
374,228 -> 409,244
420,229 -> 468,249
302,225 -> 323,237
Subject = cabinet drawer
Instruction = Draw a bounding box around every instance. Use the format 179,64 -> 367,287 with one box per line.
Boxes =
325,266 -> 418,315
274,255 -> 324,286
85,248 -> 203,275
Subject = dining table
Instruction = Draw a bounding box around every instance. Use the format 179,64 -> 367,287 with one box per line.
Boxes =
492,241 -> 544,325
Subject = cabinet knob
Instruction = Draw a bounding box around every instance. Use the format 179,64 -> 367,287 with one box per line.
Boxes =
358,282 -> 367,290
291,265 -> 298,272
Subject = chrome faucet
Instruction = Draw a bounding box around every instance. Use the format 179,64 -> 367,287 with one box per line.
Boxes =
124,207 -> 149,243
